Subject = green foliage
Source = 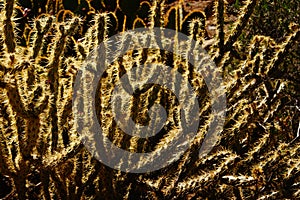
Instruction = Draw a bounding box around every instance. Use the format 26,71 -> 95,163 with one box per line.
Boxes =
250,0 -> 300,39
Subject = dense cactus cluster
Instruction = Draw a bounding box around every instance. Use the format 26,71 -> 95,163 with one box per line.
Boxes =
0,0 -> 299,199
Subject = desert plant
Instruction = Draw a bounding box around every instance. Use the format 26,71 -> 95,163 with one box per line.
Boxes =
0,0 -> 299,199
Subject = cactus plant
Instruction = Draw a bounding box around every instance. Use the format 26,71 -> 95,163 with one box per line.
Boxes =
137,1 -> 151,22
0,0 -> 299,199
133,17 -> 146,29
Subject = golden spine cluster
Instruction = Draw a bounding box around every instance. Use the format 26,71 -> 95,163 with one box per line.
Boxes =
0,0 -> 299,199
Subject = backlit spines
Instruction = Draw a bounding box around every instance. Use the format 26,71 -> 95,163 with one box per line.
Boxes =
0,0 -> 299,199
31,16 -> 53,60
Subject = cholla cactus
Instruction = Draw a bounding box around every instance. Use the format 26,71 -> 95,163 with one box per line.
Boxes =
0,0 -> 299,199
